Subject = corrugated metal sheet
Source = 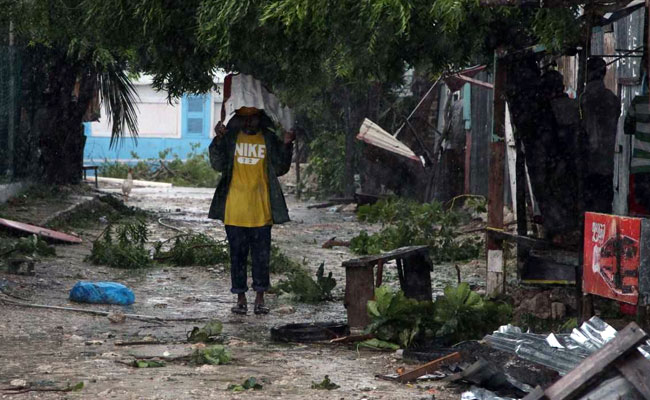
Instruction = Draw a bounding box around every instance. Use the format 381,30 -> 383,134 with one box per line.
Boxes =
469,71 -> 493,196
484,316 -> 650,373
610,7 -> 644,215
614,8 -> 644,83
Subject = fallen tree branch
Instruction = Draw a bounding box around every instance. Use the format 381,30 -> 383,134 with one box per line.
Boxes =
157,217 -> 187,234
330,333 -> 375,344
159,160 -> 176,177
322,237 -> 351,249
115,339 -> 167,346
0,296 -> 210,323
2,387 -> 76,395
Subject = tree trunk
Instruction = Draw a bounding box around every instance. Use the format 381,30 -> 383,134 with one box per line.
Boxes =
343,86 -> 356,197
21,46 -> 95,184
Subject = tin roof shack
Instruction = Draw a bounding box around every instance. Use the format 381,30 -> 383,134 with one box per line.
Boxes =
480,1 -> 650,328
357,67 -> 494,203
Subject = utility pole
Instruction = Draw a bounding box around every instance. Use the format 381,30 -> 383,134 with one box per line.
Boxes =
487,50 -> 507,297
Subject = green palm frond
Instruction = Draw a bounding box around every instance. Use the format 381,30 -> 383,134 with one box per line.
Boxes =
97,64 -> 140,148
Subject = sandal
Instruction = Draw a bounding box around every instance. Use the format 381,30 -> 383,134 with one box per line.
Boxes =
254,303 -> 270,315
231,303 -> 248,315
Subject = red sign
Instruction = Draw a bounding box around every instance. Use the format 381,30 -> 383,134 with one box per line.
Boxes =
583,212 -> 640,305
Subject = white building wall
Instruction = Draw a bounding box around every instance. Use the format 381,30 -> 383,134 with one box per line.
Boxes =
88,74 -> 225,139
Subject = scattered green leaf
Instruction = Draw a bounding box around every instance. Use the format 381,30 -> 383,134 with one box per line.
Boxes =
227,377 -> 263,392
357,338 -> 400,351
311,375 -> 339,390
274,262 -> 336,303
187,320 -> 223,343
191,345 -> 231,365
133,360 -> 165,368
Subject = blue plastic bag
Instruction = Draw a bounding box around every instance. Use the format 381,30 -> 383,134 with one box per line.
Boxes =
69,281 -> 135,305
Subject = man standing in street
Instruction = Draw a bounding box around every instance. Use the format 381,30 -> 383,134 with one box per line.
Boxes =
209,107 -> 294,315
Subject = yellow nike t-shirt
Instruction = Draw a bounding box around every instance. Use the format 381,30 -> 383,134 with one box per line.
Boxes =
224,131 -> 272,227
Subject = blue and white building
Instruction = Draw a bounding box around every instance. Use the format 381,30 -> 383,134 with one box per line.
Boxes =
83,72 -> 226,165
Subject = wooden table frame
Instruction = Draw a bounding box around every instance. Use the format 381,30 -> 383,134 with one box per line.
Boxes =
341,245 -> 432,329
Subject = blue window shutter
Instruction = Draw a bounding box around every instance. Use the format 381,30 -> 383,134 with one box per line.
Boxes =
181,94 -> 212,137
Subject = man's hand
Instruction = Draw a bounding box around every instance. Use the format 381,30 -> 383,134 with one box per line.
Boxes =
284,129 -> 296,144
214,121 -> 226,139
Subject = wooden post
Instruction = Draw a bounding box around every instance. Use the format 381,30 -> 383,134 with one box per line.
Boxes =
343,266 -> 375,331
295,135 -> 301,199
515,137 -> 527,280
487,51 -> 507,297
464,130 -> 472,194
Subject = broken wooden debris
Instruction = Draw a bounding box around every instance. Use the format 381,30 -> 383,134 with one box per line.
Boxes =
447,358 -> 532,397
0,217 -> 82,244
341,245 -> 432,329
322,237 -> 351,249
115,339 -> 167,346
329,333 -> 375,344
0,296 -> 210,323
483,316 -> 650,374
396,352 -> 461,383
523,322 -> 650,400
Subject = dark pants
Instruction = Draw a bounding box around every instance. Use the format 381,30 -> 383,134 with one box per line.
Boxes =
225,225 -> 271,294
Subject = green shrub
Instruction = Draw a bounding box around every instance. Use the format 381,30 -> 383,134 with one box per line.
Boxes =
154,234 -> 229,266
191,345 -> 231,365
274,263 -> 336,303
97,144 -> 219,188
352,198 -> 483,263
0,234 -> 56,258
365,284 -> 512,348
86,219 -> 152,269
269,244 -> 303,274
305,130 -> 346,196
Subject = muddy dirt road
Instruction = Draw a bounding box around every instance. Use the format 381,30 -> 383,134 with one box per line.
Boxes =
0,186 -> 486,399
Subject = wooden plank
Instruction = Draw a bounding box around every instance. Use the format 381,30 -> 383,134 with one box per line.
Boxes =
464,130 -> 472,194
344,265 -> 375,330
615,349 -> 650,398
375,259 -> 384,288
542,323 -> 648,400
396,352 -> 462,383
341,245 -> 429,268
486,52 -> 506,297
487,228 -> 550,249
0,217 -> 83,244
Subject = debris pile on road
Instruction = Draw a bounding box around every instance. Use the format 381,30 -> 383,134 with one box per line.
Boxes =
484,316 -> 650,374
484,318 -> 650,399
